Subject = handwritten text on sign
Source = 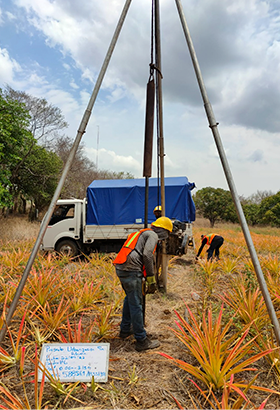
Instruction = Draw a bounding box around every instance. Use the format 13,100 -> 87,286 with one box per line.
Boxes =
39,343 -> 110,382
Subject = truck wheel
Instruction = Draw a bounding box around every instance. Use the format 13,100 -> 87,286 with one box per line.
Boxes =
56,240 -> 79,257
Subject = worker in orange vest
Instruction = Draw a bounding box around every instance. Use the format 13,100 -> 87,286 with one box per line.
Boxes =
113,216 -> 173,352
153,205 -> 162,219
196,234 -> 224,261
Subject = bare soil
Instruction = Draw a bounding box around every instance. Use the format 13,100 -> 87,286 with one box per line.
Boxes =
106,252 -> 201,409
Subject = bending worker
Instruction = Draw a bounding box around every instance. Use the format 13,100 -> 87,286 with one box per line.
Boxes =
196,233 -> 224,261
113,216 -> 173,352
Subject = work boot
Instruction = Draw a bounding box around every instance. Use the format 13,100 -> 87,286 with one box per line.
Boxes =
119,328 -> 134,339
135,337 -> 160,352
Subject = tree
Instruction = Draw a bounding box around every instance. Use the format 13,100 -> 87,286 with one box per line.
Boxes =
18,145 -> 63,213
239,191 -> 276,226
1,87 -> 134,214
4,86 -> 68,147
51,135 -> 134,199
239,195 -> 262,226
241,202 -> 260,226
258,191 -> 280,227
247,190 -> 275,205
51,136 -> 99,199
98,170 -> 134,180
0,87 -> 68,212
193,187 -> 237,227
0,89 -> 34,207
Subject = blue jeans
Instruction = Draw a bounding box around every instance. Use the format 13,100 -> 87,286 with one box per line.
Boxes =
116,269 -> 146,341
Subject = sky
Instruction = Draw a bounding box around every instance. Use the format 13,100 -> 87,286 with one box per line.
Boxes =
1,0 -> 280,198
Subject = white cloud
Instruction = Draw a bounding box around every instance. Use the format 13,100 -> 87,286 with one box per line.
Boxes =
85,147 -> 142,175
0,48 -> 21,84
1,0 -> 280,197
69,80 -> 79,90
5,11 -> 17,21
248,149 -> 264,163
63,63 -> 71,71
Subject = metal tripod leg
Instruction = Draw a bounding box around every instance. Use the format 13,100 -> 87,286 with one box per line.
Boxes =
174,0 -> 280,346
0,0 -> 133,344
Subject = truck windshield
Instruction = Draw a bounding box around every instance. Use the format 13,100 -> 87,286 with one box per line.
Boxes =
49,204 -> 75,226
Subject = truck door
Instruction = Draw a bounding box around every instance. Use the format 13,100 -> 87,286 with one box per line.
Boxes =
49,204 -> 75,226
42,203 -> 81,250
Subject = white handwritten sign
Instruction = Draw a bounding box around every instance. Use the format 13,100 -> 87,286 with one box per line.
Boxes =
39,343 -> 110,382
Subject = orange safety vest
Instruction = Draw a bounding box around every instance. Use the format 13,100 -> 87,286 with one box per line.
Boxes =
203,234 -> 216,245
113,228 -> 153,266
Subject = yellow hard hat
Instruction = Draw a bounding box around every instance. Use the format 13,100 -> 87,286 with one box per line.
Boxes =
151,216 -> 173,232
153,205 -> 162,212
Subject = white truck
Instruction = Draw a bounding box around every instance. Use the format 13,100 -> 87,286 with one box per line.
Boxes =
40,177 -> 196,257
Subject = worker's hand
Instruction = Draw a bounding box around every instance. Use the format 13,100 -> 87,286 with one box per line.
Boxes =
147,283 -> 157,294
146,276 -> 157,294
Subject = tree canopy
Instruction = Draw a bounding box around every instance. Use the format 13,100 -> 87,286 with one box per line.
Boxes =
193,187 -> 238,227
17,145 -> 63,211
0,88 -> 64,211
0,86 -> 134,214
0,89 -> 33,207
194,186 -> 280,228
258,191 -> 280,227
4,86 -> 68,147
51,135 -> 133,199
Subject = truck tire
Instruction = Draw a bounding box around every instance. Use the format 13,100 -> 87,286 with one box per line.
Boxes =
55,239 -> 79,257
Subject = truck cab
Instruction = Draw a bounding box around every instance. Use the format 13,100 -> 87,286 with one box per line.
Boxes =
41,199 -> 83,256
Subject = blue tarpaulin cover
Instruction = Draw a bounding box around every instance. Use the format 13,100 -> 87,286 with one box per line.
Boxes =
86,176 -> 196,225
